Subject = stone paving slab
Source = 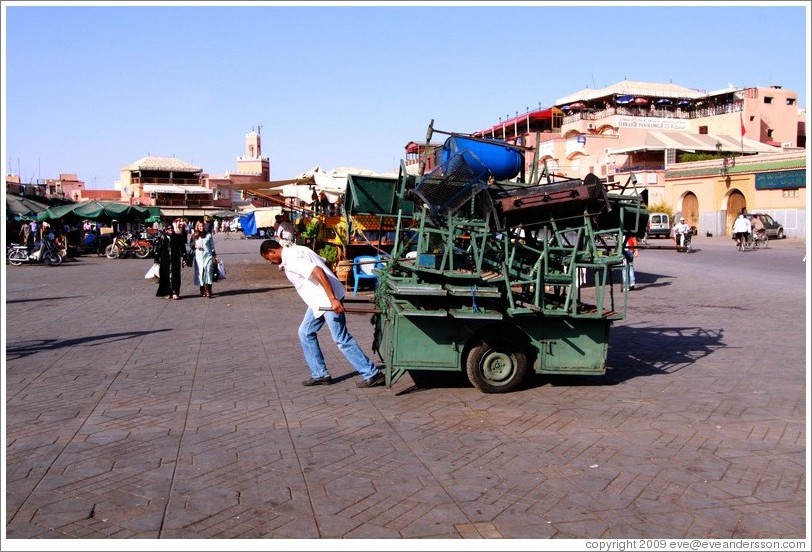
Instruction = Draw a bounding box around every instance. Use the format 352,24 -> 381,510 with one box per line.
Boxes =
2,233 -> 808,546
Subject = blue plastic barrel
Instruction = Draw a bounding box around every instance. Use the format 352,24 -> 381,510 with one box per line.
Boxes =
440,136 -> 523,181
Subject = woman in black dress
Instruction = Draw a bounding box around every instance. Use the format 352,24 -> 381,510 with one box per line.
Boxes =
154,222 -> 187,299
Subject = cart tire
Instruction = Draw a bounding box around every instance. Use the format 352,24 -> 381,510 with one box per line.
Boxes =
465,336 -> 528,393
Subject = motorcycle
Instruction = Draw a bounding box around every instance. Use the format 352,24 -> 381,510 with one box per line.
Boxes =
675,230 -> 692,252
140,231 -> 162,257
7,238 -> 63,266
105,232 -> 151,259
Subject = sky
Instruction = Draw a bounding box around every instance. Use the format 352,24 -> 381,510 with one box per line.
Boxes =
2,1 -> 810,190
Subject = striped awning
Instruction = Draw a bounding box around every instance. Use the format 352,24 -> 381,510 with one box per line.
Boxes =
607,132 -> 782,155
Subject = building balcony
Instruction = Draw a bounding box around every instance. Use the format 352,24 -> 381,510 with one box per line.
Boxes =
613,161 -> 665,173
563,103 -> 743,125
131,176 -> 201,186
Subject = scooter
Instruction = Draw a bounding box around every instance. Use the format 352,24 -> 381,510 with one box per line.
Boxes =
7,238 -> 63,266
675,231 -> 692,253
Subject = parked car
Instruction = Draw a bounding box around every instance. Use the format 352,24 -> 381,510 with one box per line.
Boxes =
646,212 -> 671,239
746,213 -> 785,239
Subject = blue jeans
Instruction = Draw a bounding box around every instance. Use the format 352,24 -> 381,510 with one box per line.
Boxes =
620,249 -> 634,288
298,307 -> 378,380
621,255 -> 635,289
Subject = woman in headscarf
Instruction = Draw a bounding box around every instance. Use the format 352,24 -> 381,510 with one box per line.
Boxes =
155,221 -> 186,299
192,219 -> 218,298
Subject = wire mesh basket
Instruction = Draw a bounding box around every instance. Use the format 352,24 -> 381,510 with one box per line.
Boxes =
412,151 -> 491,224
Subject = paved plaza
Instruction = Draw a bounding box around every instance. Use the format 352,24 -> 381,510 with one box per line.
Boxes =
3,233 -> 808,546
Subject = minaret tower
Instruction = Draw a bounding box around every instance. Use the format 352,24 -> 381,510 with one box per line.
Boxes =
236,125 -> 270,179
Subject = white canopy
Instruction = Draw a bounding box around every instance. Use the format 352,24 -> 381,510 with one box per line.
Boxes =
142,184 -> 213,194
282,166 -> 384,203
240,206 -> 282,228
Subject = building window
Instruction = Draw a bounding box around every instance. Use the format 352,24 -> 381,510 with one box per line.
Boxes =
782,189 -> 798,198
767,129 -> 773,138
764,96 -> 773,104
786,98 -> 796,106
699,126 -> 708,134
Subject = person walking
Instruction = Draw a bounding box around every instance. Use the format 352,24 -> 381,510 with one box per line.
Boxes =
154,221 -> 186,300
18,223 -> 33,250
259,239 -> 385,388
191,219 -> 218,298
622,234 -> 639,290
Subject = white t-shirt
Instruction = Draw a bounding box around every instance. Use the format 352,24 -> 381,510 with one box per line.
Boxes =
281,245 -> 345,317
275,221 -> 297,245
732,216 -> 751,234
673,222 -> 690,234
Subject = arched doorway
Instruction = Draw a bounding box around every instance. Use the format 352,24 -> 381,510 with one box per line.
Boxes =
726,190 -> 746,235
681,192 -> 699,227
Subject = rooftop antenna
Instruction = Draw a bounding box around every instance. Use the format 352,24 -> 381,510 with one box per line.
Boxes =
257,124 -> 263,135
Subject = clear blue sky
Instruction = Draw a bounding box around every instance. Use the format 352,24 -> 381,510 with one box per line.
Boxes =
3,2 -> 809,189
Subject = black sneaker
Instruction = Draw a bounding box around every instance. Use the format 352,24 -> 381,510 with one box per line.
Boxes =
302,376 -> 333,386
356,371 -> 385,388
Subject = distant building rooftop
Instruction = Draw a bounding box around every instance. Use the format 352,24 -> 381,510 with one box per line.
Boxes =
124,156 -> 202,173
556,80 -> 706,105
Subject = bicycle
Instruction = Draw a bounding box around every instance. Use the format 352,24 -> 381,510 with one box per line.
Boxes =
748,229 -> 768,249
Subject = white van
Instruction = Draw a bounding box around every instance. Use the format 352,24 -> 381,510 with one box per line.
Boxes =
646,212 -> 671,239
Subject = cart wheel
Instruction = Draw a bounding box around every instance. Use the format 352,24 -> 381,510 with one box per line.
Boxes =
465,336 -> 528,393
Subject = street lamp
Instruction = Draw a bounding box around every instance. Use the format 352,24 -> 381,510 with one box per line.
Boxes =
716,141 -> 734,176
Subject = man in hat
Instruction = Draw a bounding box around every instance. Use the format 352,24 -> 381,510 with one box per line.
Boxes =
673,217 -> 692,252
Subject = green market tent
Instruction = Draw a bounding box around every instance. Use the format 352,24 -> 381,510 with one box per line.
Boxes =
36,200 -> 150,224
145,206 -> 164,224
6,193 -> 50,221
